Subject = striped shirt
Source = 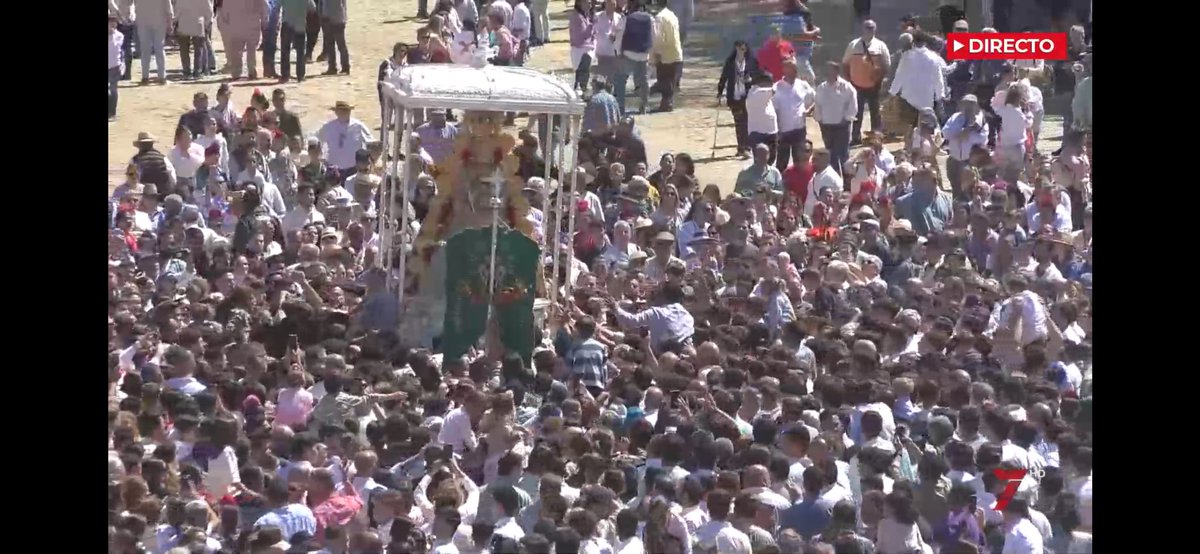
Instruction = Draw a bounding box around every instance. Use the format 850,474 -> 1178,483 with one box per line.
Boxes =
567,337 -> 608,390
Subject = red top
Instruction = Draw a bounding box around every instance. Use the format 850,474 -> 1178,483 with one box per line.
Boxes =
312,482 -> 363,539
782,162 -> 814,202
756,39 -> 796,82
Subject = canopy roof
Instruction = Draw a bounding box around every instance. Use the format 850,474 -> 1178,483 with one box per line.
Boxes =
381,64 -> 584,115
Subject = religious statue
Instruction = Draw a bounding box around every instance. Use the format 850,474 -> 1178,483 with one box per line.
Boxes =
401,112 -> 536,338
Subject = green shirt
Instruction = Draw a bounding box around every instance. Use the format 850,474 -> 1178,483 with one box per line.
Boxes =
1071,76 -> 1092,132
281,0 -> 315,31
734,163 -> 783,195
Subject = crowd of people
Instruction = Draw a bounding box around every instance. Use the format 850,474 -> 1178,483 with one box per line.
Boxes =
108,1 -> 1094,553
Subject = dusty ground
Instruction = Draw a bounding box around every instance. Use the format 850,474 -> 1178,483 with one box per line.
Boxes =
108,0 -> 1063,191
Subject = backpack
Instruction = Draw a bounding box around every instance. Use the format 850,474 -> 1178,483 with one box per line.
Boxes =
848,39 -> 885,89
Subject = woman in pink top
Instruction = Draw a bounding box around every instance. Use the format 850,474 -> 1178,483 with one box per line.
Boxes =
274,366 -> 314,430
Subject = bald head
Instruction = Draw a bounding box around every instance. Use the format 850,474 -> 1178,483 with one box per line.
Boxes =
698,341 -> 721,366
862,19 -> 877,37
644,387 -> 664,411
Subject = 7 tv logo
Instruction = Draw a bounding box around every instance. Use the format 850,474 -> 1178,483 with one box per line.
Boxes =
993,467 -> 1045,510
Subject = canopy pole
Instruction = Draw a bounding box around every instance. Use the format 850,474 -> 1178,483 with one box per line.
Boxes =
397,109 -> 411,306
563,115 -> 580,303
377,98 -> 393,272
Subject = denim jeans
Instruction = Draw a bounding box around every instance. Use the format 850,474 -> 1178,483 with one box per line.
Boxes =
775,127 -> 807,172
137,25 -> 167,81
531,0 -> 550,44
280,24 -> 307,80
178,34 -> 207,78
108,66 -> 121,117
574,52 -> 592,93
117,24 -> 135,79
613,55 -> 649,114
747,132 -> 777,164
263,8 -> 282,76
322,20 -> 349,72
852,85 -> 881,141
819,122 -> 851,176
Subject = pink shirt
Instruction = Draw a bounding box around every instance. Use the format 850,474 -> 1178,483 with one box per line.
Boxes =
276,387 -> 314,429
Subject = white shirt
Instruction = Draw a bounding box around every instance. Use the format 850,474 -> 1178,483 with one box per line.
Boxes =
109,29 -> 125,70
888,46 -> 947,110
169,143 -> 207,179
317,118 -> 374,169
1002,518 -> 1045,554
494,516 -> 525,542
942,111 -> 989,161
805,165 -> 843,215
745,85 -> 777,135
202,445 -> 241,498
282,205 -> 326,236
993,103 -> 1033,148
773,78 -> 816,133
614,536 -> 645,554
595,10 -> 623,57
813,77 -> 858,124
438,407 -> 478,454
195,134 -> 229,174
511,3 -> 531,41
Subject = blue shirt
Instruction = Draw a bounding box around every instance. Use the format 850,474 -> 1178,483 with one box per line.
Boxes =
779,497 -> 834,540
567,337 -> 608,390
255,503 -> 317,541
583,90 -> 621,134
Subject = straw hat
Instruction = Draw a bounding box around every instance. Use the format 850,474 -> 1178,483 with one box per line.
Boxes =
330,100 -> 355,111
132,132 -> 157,146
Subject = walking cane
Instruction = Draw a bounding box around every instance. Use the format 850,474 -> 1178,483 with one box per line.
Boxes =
710,98 -> 721,160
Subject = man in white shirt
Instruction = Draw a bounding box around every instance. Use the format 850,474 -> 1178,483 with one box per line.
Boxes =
1001,498 -> 1044,554
510,0 -> 531,64
694,489 -> 751,554
491,486 -> 526,542
772,58 -> 815,173
594,0 -> 623,80
438,390 -> 488,455
813,60 -> 857,176
283,183 -> 326,238
805,149 -> 842,216
888,33 -> 946,127
941,94 -> 989,200
317,100 -> 375,174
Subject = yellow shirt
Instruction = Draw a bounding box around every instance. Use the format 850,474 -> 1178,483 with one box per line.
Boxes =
651,8 -> 683,64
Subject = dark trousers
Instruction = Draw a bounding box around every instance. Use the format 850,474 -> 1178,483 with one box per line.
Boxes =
655,61 -> 681,110
417,0 -> 429,17
108,66 -> 121,117
322,21 -> 349,72
263,23 -> 280,76
178,34 -> 207,78
306,9 -> 323,60
728,98 -> 749,152
574,52 -> 592,93
775,128 -> 807,172
280,24 -> 307,80
947,156 -> 969,201
820,122 -> 851,176
853,84 -> 881,141
748,131 -> 777,164
118,24 -> 135,79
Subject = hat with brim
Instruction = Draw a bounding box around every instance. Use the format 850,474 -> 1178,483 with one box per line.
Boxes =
653,231 -> 676,243
629,250 -> 650,262
132,132 -> 156,146
690,236 -> 719,247
633,217 -> 654,230
889,218 -> 917,236
331,101 -> 355,111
